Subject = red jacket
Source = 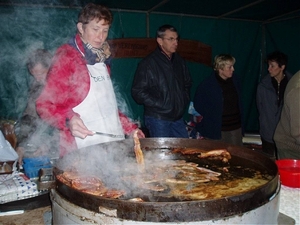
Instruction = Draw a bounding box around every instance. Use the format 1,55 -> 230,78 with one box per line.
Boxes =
36,34 -> 137,156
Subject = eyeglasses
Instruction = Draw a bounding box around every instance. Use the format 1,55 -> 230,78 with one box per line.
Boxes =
162,37 -> 179,42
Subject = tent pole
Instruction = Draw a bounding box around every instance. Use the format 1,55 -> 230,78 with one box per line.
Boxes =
146,12 -> 150,38
260,24 -> 266,81
145,0 -> 170,37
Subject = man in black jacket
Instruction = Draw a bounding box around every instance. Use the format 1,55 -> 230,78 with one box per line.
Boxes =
131,24 -> 192,138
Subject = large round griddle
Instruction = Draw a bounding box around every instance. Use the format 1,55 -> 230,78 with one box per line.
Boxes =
54,138 -> 279,222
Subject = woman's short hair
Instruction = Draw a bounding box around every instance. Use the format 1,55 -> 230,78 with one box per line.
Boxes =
213,54 -> 236,71
27,49 -> 53,70
78,3 -> 113,26
266,51 -> 288,68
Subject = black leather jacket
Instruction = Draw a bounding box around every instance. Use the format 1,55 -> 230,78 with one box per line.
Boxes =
132,47 -> 192,121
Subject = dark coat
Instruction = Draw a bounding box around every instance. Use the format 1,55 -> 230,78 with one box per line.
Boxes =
193,71 -> 244,139
132,47 -> 192,121
256,71 -> 293,143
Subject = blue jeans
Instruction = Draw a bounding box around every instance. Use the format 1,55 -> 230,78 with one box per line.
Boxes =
144,116 -> 189,138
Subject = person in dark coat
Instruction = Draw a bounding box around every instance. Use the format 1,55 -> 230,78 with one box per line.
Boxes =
256,51 -> 292,158
131,24 -> 192,138
193,54 -> 244,146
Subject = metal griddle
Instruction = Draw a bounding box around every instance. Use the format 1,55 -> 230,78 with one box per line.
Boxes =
53,138 -> 279,222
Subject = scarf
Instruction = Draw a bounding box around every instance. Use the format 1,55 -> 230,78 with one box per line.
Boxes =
85,41 -> 111,63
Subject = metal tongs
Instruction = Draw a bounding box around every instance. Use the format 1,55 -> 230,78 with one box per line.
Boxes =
92,131 -> 124,138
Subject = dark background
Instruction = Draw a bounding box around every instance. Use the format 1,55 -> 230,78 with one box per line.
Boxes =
0,0 -> 299,132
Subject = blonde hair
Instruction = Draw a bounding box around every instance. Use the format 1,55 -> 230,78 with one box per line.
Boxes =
213,54 -> 235,71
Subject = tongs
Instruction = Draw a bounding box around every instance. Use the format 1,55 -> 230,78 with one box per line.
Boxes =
92,131 -> 124,138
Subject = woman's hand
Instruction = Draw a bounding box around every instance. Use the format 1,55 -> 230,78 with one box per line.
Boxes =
69,115 -> 94,139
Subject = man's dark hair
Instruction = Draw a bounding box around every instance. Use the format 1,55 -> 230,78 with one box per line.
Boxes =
266,51 -> 288,68
156,24 -> 178,38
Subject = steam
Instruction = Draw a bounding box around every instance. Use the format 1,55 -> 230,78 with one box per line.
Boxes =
1,5 -> 140,175
112,79 -> 137,125
0,5 -> 77,119
55,139 -> 138,192
54,137 -> 182,201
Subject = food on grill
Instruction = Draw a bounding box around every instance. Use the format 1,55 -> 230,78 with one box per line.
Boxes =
165,161 -> 221,184
166,178 -> 210,184
55,139 -> 272,202
172,148 -> 205,154
101,189 -> 126,198
141,182 -> 167,191
128,197 -> 144,202
170,176 -> 269,200
172,148 -> 231,163
72,176 -> 105,191
120,159 -> 222,194
80,187 -> 108,196
121,173 -> 168,192
56,171 -> 125,198
198,149 -> 232,163
223,167 -> 229,172
133,130 -> 145,172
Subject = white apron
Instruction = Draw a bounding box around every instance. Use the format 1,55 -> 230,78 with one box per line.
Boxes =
73,63 -> 124,149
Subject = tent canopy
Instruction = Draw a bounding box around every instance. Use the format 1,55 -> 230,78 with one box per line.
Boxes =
1,0 -> 300,23
0,0 -> 299,132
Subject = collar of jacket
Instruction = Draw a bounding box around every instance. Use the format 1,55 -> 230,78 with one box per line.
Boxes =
73,34 -> 85,55
68,34 -> 112,66
158,46 -> 174,61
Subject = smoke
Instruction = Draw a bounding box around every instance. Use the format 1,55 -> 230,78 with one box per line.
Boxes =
0,5 -> 81,164
0,5 -> 77,119
112,80 -> 136,124
1,4 -> 139,174
55,139 -> 139,192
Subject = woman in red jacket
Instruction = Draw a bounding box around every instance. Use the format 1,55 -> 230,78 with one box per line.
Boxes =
36,3 -> 144,156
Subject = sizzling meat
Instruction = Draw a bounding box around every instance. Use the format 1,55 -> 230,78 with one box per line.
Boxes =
172,148 -> 231,163
133,130 -> 145,172
56,171 -> 125,198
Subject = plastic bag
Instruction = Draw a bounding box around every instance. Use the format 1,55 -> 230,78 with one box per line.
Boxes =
0,132 -> 18,162
188,102 -> 200,116
188,102 -> 203,123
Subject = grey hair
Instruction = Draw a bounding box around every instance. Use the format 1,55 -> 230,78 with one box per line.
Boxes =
27,49 -> 53,70
156,24 -> 178,38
